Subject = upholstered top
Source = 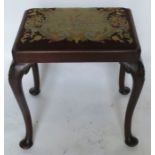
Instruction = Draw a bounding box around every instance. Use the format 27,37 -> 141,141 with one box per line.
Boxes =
12,7 -> 140,63
20,8 -> 133,44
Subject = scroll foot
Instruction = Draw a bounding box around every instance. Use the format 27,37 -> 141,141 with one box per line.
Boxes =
125,135 -> 138,147
19,138 -> 33,149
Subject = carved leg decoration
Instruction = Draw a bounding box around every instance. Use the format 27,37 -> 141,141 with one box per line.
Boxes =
119,64 -> 130,95
29,63 -> 40,96
121,60 -> 145,147
9,62 -> 33,149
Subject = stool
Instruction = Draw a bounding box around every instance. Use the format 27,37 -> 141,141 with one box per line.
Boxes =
8,8 -> 145,149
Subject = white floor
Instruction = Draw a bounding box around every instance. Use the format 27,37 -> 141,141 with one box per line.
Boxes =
4,61 -> 150,155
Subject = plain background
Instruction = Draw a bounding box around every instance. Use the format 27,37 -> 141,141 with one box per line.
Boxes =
4,0 -> 151,155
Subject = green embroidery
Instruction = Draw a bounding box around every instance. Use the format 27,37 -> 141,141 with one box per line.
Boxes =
21,8 -> 133,44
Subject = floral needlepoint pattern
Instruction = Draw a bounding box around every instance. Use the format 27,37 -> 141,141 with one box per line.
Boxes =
21,8 -> 133,44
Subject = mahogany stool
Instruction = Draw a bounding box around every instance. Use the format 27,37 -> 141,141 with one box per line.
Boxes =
9,8 -> 145,149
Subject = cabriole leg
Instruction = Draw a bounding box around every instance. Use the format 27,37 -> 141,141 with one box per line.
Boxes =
9,62 -> 33,149
29,63 -> 40,96
119,64 -> 130,95
121,60 -> 145,147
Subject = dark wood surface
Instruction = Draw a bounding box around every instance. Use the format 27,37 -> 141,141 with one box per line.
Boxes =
9,8 -> 145,149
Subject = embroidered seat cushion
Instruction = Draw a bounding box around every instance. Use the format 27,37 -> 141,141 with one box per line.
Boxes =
21,8 -> 133,43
